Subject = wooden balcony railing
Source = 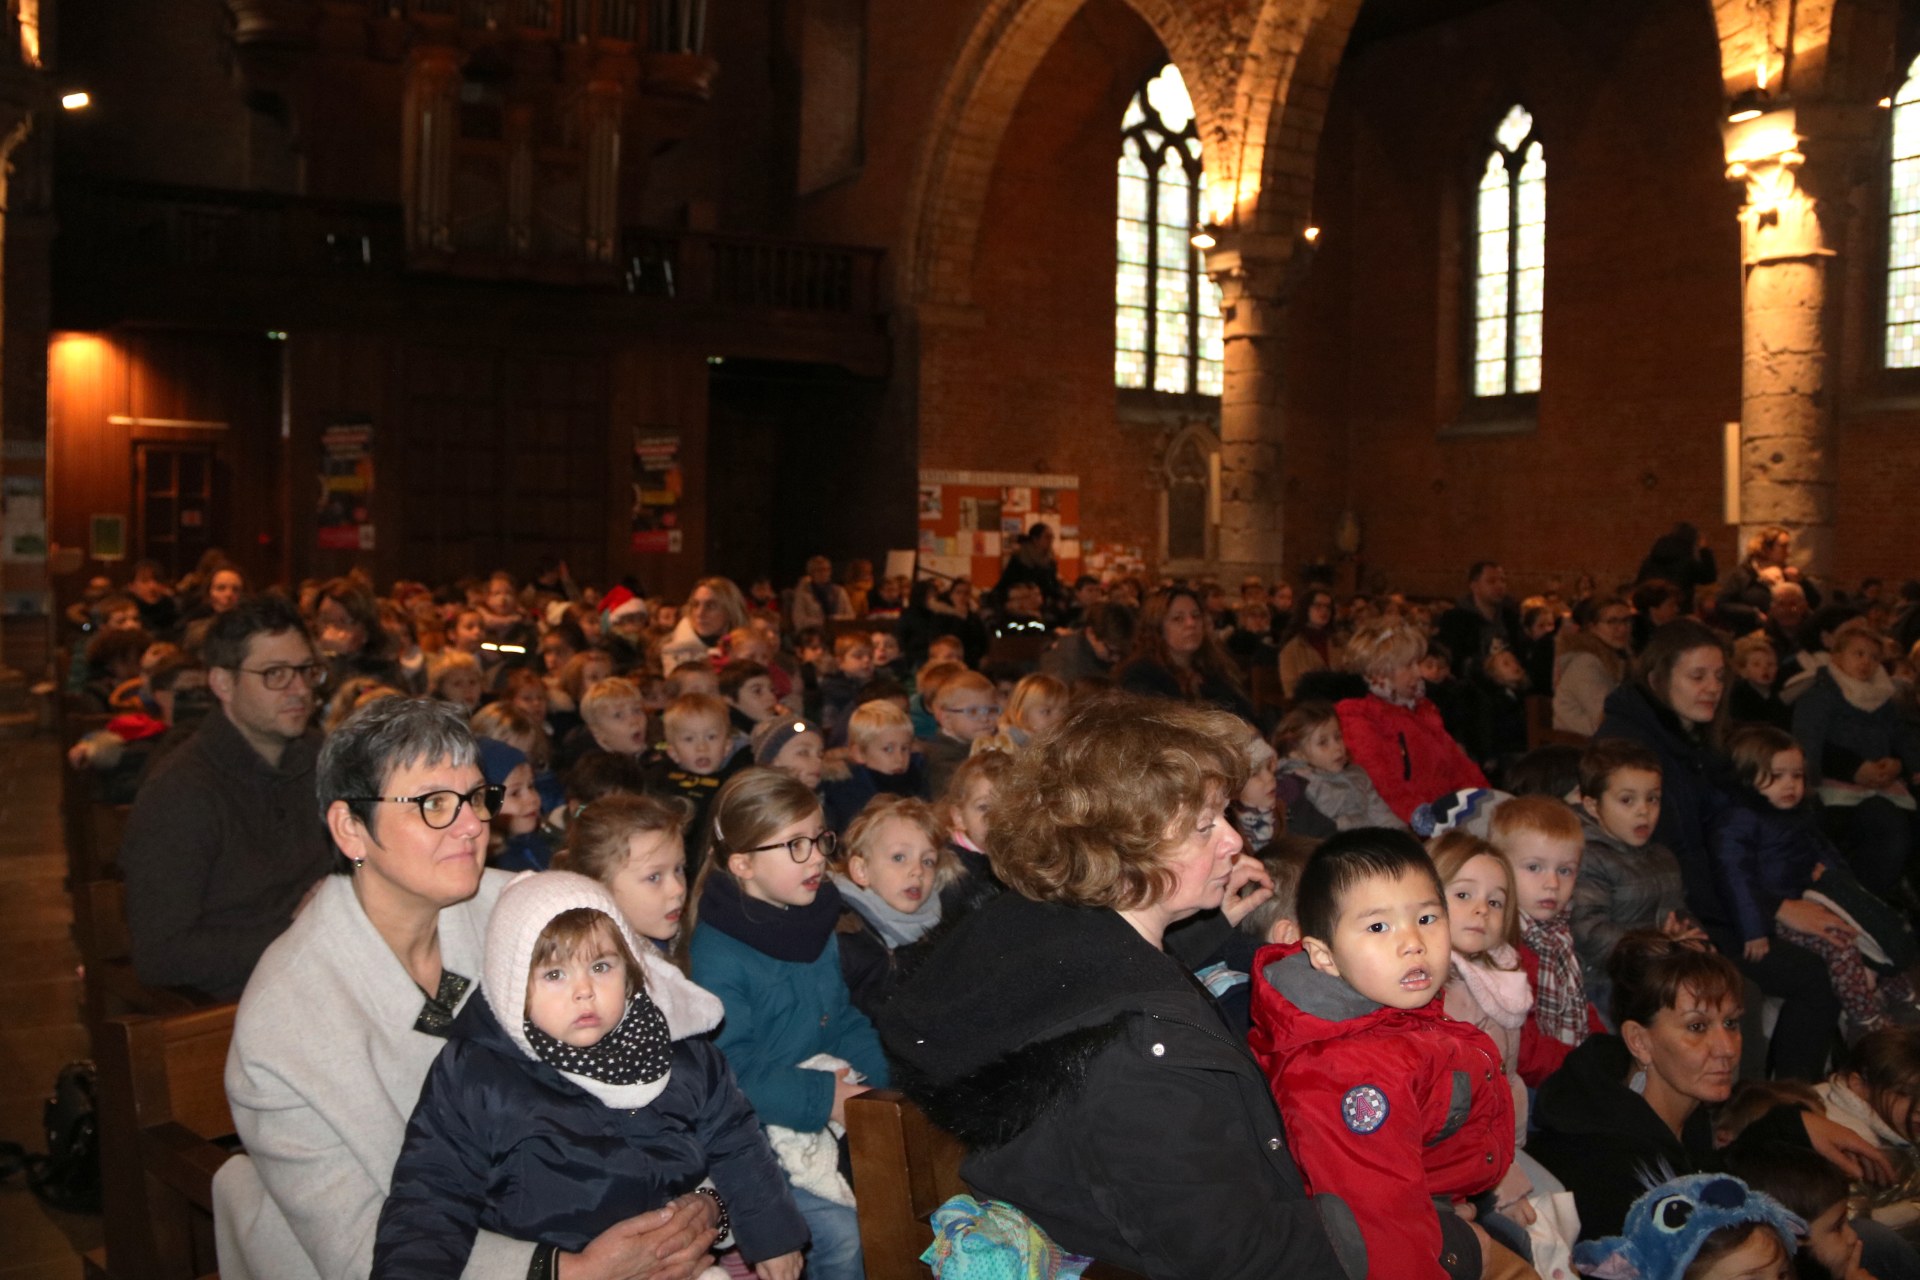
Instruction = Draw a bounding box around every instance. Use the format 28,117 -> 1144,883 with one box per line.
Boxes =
367,0 -> 695,47
625,232 -> 883,316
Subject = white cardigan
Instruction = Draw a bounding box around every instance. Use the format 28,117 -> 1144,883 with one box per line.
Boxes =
213,870 -> 526,1280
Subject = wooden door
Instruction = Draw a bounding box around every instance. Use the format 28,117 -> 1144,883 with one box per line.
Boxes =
134,443 -> 217,578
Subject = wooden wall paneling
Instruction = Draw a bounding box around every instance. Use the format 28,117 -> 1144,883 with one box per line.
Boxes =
609,345 -> 709,604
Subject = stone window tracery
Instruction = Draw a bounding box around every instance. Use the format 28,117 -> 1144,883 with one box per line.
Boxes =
1886,55 -> 1920,368
1117,63 -> 1223,397
1473,105 -> 1545,398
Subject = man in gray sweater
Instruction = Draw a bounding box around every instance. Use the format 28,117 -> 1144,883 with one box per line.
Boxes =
120,594 -> 335,1000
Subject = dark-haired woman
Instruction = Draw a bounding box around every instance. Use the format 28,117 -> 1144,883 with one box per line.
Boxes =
1596,619 -> 1840,1080
1115,586 -> 1256,723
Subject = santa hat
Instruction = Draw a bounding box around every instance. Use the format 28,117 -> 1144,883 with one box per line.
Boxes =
482,870 -> 722,1108
599,585 -> 648,625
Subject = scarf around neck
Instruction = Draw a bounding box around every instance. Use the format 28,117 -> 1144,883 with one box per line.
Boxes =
523,990 -> 672,1087
1450,943 -> 1533,1030
1521,911 -> 1588,1047
699,870 -> 843,963
1830,662 -> 1896,715
832,874 -> 942,948
1368,676 -> 1424,710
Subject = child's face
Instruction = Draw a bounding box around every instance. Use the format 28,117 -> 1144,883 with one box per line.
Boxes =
730,676 -> 779,723
1299,721 -> 1349,773
929,641 -> 965,666
497,763 -> 540,827
1486,649 -> 1526,689
1445,854 -> 1508,958
1737,647 -> 1777,687
838,645 -> 875,679
770,732 -> 823,789
1502,831 -> 1582,922
1834,635 -> 1883,683
848,816 -> 940,915
1304,867 -> 1450,1010
541,634 -> 574,673
1758,748 -> 1805,810
871,634 -> 901,666
454,613 -> 484,650
1239,756 -> 1278,813
853,726 -> 914,776
1690,1226 -> 1789,1280
935,690 -> 998,743
1802,1200 -> 1862,1280
441,668 -> 483,709
1021,696 -> 1065,737
672,668 -> 720,699
588,700 -> 649,754
665,714 -> 728,775
1584,766 -> 1662,847
581,655 -> 613,686
955,775 -> 994,849
608,828 -> 688,943
511,682 -> 548,723
524,928 -> 628,1048
1418,654 -> 1450,684
728,813 -> 829,908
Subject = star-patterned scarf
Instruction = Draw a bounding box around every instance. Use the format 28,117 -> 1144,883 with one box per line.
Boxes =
523,990 -> 672,1087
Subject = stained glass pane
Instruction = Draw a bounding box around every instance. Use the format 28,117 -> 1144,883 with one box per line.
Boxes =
1145,64 -> 1194,134
1476,272 -> 1508,322
1116,348 -> 1147,389
1513,356 -> 1542,393
1890,73 -> 1920,367
1156,153 -> 1191,227
1156,224 -> 1190,268
1117,63 -> 1216,397
1117,261 -> 1149,309
1475,359 -> 1509,399
1184,136 -> 1202,161
1480,229 -> 1510,277
1196,360 -> 1224,397
1156,267 -> 1190,311
1515,266 -> 1544,319
1118,219 -> 1148,266
1514,309 -> 1543,361
1156,309 -> 1190,357
1155,353 -> 1188,393
1495,105 -> 1533,153
1123,96 -> 1146,130
1473,109 -> 1545,397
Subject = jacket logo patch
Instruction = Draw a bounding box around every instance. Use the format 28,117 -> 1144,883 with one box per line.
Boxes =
1342,1084 -> 1389,1134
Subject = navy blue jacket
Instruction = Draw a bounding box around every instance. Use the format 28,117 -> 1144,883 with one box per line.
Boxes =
1595,684 -> 1736,929
820,758 -> 930,833
1792,668 -> 1920,787
1709,794 -> 1827,944
372,997 -> 807,1276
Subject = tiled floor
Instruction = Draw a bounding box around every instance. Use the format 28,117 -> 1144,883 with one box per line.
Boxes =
0,736 -> 99,1279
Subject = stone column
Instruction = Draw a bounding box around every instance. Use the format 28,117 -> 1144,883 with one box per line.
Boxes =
1724,105 -> 1868,582
1203,232 -> 1308,581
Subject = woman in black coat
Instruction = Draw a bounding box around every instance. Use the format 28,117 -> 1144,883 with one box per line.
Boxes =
1595,619 -> 1840,1081
1529,931 -> 1886,1241
883,695 -> 1363,1280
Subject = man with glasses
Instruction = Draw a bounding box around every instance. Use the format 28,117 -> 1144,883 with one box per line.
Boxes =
120,594 -> 335,1000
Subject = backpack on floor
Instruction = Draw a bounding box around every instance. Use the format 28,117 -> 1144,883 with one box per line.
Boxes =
0,1060 -> 101,1213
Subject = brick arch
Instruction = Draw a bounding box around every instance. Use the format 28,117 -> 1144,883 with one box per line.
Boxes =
1245,0 -> 1365,237
1707,0 -> 1896,99
907,0 -> 1332,308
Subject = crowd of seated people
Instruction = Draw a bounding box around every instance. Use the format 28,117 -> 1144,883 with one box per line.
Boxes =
64,522 -> 1920,1280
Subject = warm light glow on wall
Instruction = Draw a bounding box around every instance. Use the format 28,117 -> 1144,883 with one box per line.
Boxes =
16,0 -> 40,67
60,91 -> 89,111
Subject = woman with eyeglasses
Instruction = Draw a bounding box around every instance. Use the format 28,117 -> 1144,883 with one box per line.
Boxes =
216,697 -> 721,1280
1552,594 -> 1634,737
687,767 -> 890,1280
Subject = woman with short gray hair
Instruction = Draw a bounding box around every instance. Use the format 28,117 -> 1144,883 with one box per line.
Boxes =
214,697 -> 718,1280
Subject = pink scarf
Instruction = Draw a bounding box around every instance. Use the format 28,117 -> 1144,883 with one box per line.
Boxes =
1451,944 -> 1533,1030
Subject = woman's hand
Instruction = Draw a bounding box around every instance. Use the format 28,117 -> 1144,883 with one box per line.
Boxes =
1804,1112 -> 1896,1185
1777,898 -> 1857,946
559,1195 -> 718,1280
753,1252 -> 804,1280
829,1072 -> 869,1129
1743,937 -> 1771,962
1219,855 -> 1275,929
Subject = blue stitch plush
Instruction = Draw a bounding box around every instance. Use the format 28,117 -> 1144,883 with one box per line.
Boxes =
1572,1174 -> 1802,1280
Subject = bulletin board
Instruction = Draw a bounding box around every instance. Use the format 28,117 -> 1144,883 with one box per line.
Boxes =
917,469 -> 1081,591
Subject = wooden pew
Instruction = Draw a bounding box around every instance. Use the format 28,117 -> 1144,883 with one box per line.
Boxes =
74,878 -> 204,1035
847,1089 -> 1140,1280
1524,693 -> 1590,751
93,1003 -> 237,1280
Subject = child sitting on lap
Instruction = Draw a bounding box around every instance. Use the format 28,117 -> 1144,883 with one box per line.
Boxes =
1248,828 -> 1518,1280
373,871 -> 806,1280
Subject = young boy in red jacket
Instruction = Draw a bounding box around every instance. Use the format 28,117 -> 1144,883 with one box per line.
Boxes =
1249,829 -> 1520,1280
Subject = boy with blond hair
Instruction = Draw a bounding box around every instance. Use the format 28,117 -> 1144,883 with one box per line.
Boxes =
580,676 -> 650,758
1489,794 -> 1605,1085
822,701 -> 929,831
918,669 -> 998,798
644,692 -> 743,868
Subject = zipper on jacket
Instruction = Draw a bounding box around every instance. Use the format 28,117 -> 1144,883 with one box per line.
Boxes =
1398,732 -> 1412,781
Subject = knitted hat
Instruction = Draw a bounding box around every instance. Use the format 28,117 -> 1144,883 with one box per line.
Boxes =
482,870 -> 723,1108
1411,787 -> 1512,839
475,736 -> 529,787
751,717 -> 819,767
544,600 -> 572,629
1243,728 -> 1277,774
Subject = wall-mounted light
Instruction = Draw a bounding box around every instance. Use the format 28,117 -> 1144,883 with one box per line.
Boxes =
1882,97 -> 1895,110
60,91 -> 89,110
1302,226 -> 1321,243
265,330 -> 288,341
1727,88 -> 1770,124
1190,226 -> 1217,250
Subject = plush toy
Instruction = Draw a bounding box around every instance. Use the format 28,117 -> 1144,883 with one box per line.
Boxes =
1572,1173 -> 1802,1280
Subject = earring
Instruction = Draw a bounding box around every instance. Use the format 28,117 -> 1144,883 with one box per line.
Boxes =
353,856 -> 366,870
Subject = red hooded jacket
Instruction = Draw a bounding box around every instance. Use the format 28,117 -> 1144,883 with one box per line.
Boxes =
1335,694 -> 1487,823
1249,943 -> 1514,1280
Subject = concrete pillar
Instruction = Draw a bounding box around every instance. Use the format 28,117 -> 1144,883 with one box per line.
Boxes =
1203,233 -> 1310,581
1724,104 -> 1873,582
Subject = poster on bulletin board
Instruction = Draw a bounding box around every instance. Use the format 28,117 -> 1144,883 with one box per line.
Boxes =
917,469 -> 1081,591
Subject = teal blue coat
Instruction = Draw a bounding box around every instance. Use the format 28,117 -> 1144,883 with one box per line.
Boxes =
689,924 -> 891,1131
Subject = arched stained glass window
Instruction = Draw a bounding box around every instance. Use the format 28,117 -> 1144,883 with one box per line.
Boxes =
1473,105 -> 1545,398
1117,64 -> 1224,396
1886,56 -> 1920,367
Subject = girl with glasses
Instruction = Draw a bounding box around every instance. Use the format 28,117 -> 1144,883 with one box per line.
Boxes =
1553,594 -> 1634,737
687,768 -> 889,1280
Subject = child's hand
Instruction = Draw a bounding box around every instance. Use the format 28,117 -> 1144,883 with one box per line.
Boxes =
829,1074 -> 869,1128
1219,855 -> 1274,928
753,1252 -> 803,1280
1743,937 -> 1771,962
1661,912 -> 1710,946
